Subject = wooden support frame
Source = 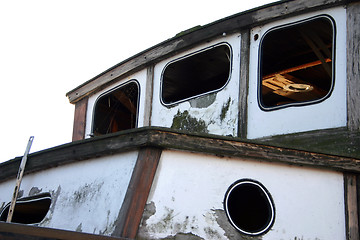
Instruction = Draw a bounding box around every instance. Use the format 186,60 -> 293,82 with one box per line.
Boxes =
112,147 -> 162,239
238,29 -> 250,139
346,2 -> 360,131
344,173 -> 360,240
72,97 -> 88,141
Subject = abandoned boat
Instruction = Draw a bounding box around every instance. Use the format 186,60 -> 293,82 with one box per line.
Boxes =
1,0 -> 359,239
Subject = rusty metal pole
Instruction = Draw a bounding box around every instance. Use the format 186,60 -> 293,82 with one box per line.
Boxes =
6,136 -> 34,222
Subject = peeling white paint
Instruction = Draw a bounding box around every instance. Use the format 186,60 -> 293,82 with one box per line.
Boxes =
142,150 -> 346,240
151,34 -> 241,137
0,151 -> 138,235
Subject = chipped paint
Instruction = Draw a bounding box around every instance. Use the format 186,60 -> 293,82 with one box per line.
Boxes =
171,110 -> 209,133
220,98 -> 231,122
189,94 -> 217,108
29,187 -> 42,196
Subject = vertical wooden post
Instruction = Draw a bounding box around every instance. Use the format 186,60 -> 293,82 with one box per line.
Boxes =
112,147 -> 162,239
238,29 -> 250,139
143,65 -> 154,127
72,97 -> 88,141
346,2 -> 360,131
344,173 -> 359,240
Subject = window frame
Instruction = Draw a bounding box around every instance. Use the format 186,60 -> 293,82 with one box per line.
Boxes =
257,14 -> 336,111
91,79 -> 140,136
160,42 -> 233,106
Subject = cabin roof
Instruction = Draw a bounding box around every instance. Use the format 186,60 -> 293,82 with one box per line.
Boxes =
66,0 -> 356,104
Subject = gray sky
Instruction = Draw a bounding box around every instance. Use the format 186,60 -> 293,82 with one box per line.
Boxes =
0,0 -> 275,162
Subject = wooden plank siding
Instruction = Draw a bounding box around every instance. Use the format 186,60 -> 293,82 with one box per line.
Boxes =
66,0 -> 359,104
71,97 -> 88,141
0,222 -> 131,240
1,127 -> 360,184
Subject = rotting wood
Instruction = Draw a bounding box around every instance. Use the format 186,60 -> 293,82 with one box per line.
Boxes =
66,0 -> 358,104
1,127 -> 359,184
0,221 -> 131,240
344,173 -> 360,240
347,2 -> 360,131
72,97 -> 88,141
112,147 -> 162,238
239,29 -> 250,139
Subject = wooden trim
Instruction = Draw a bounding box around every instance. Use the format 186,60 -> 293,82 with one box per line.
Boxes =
347,2 -> 360,131
72,97 -> 88,141
112,147 -> 162,238
0,221 -> 130,240
1,127 -> 360,183
238,29 -> 250,139
344,173 -> 360,240
143,65 -> 154,127
66,0 -> 357,104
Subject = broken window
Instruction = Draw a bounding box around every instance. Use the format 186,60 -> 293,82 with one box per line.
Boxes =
0,193 -> 51,224
161,43 -> 232,105
93,81 -> 139,136
224,179 -> 275,236
259,15 -> 335,110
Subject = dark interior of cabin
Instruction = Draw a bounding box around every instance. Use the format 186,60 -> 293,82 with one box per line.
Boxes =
260,16 -> 334,109
161,44 -> 231,104
93,82 -> 139,135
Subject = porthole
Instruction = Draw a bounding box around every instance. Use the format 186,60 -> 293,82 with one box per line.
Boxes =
224,179 -> 275,236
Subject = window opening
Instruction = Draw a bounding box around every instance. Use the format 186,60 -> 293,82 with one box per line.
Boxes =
161,43 -> 232,105
259,15 -> 335,110
0,193 -> 51,224
93,81 -> 139,136
224,179 -> 275,236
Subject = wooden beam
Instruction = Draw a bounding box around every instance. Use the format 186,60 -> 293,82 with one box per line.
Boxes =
238,29 -> 250,139
112,147 -> 162,238
143,65 -> 154,127
347,2 -> 360,131
344,173 -> 360,240
1,128 -> 360,183
72,97 -> 88,141
0,222 -> 130,240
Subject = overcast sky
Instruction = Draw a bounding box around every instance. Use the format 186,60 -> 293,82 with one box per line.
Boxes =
0,0 -> 275,163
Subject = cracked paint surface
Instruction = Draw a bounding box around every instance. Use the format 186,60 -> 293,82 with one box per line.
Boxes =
139,150 -> 346,239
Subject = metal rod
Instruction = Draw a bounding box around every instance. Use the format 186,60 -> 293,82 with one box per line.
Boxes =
6,136 -> 34,222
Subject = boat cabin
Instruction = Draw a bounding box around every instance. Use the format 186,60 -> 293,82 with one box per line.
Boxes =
0,0 -> 359,239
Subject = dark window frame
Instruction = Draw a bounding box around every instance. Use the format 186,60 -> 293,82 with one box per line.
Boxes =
91,80 -> 140,136
160,42 -> 233,106
257,15 -> 336,111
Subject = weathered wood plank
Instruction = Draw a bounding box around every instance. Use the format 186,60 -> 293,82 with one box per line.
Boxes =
1,127 -> 359,184
66,0 -> 357,104
112,147 -> 162,238
72,97 -> 88,141
0,222 -> 130,240
238,29 -> 250,139
143,65 -> 154,127
344,173 -> 360,240
347,2 -> 360,131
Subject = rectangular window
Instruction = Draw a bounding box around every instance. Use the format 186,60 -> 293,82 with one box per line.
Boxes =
161,43 -> 232,105
259,15 -> 335,110
92,81 -> 139,136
